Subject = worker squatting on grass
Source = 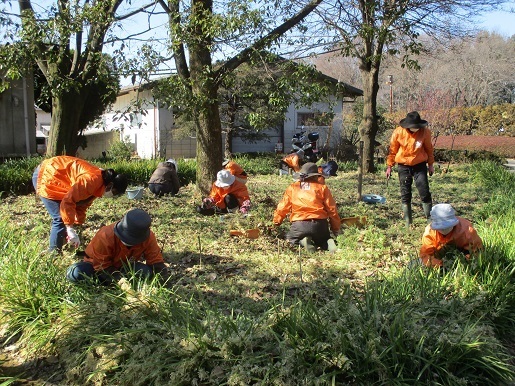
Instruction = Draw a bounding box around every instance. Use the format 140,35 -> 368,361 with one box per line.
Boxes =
148,159 -> 181,197
197,169 -> 251,216
66,208 -> 169,285
419,203 -> 483,268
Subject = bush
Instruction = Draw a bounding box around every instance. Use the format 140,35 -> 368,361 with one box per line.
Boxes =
107,136 -> 133,161
0,156 -> 42,196
434,149 -> 505,164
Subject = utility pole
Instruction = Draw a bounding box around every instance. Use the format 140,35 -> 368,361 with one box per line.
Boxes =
387,75 -> 394,113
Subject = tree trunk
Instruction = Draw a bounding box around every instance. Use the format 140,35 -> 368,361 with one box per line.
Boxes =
46,90 -> 85,156
195,98 -> 223,195
359,67 -> 380,173
189,0 -> 223,194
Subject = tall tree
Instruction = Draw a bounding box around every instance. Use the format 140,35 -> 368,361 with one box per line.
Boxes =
159,56 -> 340,159
0,1 -> 163,156
316,0 -> 506,172
157,0 -> 323,193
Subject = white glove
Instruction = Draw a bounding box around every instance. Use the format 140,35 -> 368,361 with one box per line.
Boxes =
66,226 -> 80,248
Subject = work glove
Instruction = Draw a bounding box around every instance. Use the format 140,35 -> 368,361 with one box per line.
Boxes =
386,166 -> 392,179
202,197 -> 215,209
428,164 -> 434,176
66,226 -> 80,248
240,199 -> 251,215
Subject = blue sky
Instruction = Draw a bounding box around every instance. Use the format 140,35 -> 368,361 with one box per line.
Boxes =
478,9 -> 515,36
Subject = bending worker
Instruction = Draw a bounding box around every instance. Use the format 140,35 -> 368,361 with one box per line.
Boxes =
33,155 -> 128,252
223,159 -> 248,184
419,203 -> 483,268
148,159 -> 181,196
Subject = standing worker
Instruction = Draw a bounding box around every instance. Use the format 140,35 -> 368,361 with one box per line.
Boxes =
148,159 -> 181,196
33,156 -> 128,252
273,163 -> 340,252
386,111 -> 434,228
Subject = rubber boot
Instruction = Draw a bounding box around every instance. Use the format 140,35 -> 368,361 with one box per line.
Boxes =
422,202 -> 432,223
300,236 -> 316,253
402,203 -> 412,228
327,238 -> 338,254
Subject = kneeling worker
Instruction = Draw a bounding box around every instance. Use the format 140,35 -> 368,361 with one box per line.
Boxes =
273,163 -> 340,252
66,209 -> 168,285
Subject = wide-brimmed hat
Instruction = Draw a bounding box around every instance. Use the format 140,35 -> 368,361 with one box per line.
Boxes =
399,111 -> 428,129
293,162 -> 322,181
430,204 -> 459,230
215,170 -> 235,188
114,209 -> 152,246
321,160 -> 338,176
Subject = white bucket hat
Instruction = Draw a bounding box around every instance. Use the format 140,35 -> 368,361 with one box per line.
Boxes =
430,204 -> 459,230
215,170 -> 235,188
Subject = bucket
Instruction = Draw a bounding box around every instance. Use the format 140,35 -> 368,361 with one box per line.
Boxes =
362,194 -> 386,204
126,187 -> 144,200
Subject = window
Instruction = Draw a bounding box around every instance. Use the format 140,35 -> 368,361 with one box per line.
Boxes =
297,112 -> 332,128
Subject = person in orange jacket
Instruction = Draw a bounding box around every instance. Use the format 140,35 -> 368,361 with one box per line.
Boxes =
386,111 -> 435,228
197,170 -> 251,215
66,209 -> 168,285
419,203 -> 483,268
279,150 -> 304,175
223,159 -> 248,184
273,163 -> 340,252
32,156 -> 128,252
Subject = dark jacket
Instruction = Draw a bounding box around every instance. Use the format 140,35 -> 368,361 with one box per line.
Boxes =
148,162 -> 180,194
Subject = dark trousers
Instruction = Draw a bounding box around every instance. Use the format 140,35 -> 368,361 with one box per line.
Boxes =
66,261 -> 153,285
149,183 -> 178,197
197,194 -> 239,216
287,219 -> 331,250
397,163 -> 432,204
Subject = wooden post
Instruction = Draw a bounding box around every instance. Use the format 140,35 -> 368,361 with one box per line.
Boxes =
357,141 -> 363,202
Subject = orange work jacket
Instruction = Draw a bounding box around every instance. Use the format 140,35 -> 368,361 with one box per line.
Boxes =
273,179 -> 341,234
209,180 -> 250,209
36,156 -> 105,225
419,217 -> 483,267
84,223 -> 164,271
386,126 -> 434,167
282,153 -> 302,172
224,161 -> 248,183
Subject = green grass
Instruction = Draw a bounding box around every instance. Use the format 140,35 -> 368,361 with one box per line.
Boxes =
0,159 -> 513,385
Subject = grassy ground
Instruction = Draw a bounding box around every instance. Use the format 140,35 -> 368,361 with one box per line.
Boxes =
0,160 -> 514,385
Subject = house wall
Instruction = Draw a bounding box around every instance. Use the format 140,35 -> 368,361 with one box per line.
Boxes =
75,86 -> 349,160
0,76 -> 36,157
231,96 -> 344,154
76,131 -> 118,159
